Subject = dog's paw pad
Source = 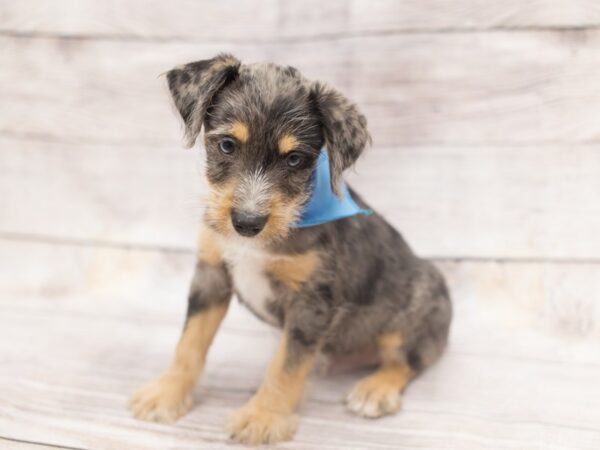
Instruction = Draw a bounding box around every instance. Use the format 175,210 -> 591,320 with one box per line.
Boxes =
128,374 -> 193,423
346,376 -> 402,418
226,403 -> 297,445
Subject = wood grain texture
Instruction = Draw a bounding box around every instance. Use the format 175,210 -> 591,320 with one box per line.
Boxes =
0,240 -> 599,449
2,137 -> 599,259
2,31 -> 600,148
0,438 -> 57,450
0,137 -> 202,251
2,0 -> 600,40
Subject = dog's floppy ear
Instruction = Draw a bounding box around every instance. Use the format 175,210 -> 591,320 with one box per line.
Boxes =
166,54 -> 241,148
310,82 -> 371,195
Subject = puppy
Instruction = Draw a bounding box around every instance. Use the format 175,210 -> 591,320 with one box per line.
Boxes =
129,54 -> 452,445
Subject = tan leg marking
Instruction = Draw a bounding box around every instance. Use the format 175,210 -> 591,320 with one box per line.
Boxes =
346,332 -> 412,418
265,251 -> 320,291
197,225 -> 223,266
230,121 -> 249,143
277,133 -> 299,154
378,332 -> 404,365
129,303 -> 229,423
226,334 -> 315,445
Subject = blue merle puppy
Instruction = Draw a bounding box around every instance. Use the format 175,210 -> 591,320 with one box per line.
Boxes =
129,54 -> 452,445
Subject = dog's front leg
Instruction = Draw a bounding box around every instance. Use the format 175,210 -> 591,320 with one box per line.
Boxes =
129,250 -> 232,423
226,333 -> 315,445
227,296 -> 331,445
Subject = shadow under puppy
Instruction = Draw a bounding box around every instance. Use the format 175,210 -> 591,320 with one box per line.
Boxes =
129,54 -> 452,445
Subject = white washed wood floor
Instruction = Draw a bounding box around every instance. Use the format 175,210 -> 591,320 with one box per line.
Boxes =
1,240 -> 599,450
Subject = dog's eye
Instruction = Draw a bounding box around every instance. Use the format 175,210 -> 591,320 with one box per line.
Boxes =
218,138 -> 236,155
286,152 -> 305,169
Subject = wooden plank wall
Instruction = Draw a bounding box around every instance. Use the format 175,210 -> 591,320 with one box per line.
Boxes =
1,1 -> 600,449
2,2 -> 600,259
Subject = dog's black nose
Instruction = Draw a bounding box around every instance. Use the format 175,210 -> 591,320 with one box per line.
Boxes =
231,210 -> 269,237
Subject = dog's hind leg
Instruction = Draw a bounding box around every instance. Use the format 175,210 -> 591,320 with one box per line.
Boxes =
345,332 -> 413,418
346,270 -> 452,418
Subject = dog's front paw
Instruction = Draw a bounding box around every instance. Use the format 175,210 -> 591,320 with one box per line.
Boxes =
346,375 -> 402,418
129,373 -> 193,423
226,402 -> 297,445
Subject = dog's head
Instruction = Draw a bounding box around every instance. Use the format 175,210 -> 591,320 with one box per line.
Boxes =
167,54 -> 370,242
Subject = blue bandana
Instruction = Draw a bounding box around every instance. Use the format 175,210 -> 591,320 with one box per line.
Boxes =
294,149 -> 372,228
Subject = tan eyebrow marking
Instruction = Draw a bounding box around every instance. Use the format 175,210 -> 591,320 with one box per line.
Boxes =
229,121 -> 249,143
278,133 -> 299,154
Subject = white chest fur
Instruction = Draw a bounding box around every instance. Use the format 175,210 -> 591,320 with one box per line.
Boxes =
219,237 -> 278,325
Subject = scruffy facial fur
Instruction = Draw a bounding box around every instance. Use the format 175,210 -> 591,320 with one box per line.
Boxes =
166,54 -> 370,242
130,54 -> 452,446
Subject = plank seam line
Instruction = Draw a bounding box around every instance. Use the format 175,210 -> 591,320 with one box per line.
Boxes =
2,232 -> 600,265
3,129 -> 600,148
0,435 -> 93,450
1,24 -> 600,44
0,130 -> 175,149
0,232 -> 193,255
